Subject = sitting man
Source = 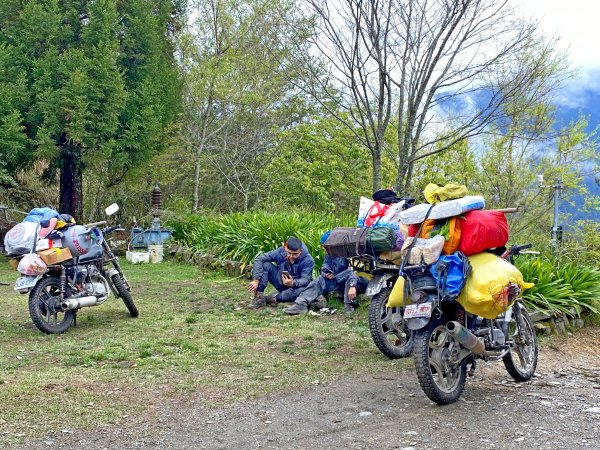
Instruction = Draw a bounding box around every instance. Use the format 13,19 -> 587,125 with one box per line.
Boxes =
284,231 -> 369,315
247,236 -> 315,309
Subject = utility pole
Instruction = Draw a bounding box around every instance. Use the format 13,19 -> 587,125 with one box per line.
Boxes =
538,175 -> 563,245
551,178 -> 563,245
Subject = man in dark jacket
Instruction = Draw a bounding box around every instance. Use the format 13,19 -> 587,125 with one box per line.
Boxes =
247,236 -> 315,309
284,231 -> 369,315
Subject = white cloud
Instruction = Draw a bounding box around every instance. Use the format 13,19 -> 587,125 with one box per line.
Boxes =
514,0 -> 600,109
517,0 -> 600,70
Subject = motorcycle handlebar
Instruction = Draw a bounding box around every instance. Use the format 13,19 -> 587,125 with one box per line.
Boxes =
103,225 -> 123,234
509,243 -> 533,255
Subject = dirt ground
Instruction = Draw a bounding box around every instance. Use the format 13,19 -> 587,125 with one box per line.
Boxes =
17,328 -> 600,450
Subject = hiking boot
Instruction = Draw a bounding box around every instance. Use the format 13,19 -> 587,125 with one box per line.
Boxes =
248,292 -> 266,309
311,295 -> 327,311
266,293 -> 278,306
344,303 -> 356,316
284,303 -> 309,315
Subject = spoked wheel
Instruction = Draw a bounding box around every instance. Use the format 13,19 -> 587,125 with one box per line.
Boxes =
503,305 -> 538,381
413,320 -> 467,405
368,286 -> 414,359
111,274 -> 139,317
28,276 -> 75,334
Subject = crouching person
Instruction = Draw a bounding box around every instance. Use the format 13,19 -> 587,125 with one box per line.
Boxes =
284,232 -> 369,316
246,236 -> 315,309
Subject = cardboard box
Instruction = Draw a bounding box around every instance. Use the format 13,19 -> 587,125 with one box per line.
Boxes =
37,247 -> 73,265
8,258 -> 19,271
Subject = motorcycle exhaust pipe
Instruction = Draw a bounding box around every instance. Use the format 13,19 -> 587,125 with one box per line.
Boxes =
446,321 -> 485,356
60,296 -> 99,311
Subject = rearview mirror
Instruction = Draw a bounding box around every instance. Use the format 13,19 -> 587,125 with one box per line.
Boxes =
105,203 -> 119,216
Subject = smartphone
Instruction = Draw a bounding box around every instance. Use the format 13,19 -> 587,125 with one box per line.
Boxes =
282,270 -> 290,277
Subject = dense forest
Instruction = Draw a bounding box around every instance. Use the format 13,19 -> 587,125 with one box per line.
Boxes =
0,0 -> 598,258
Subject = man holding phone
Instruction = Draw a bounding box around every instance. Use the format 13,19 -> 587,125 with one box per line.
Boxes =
284,231 -> 368,315
247,236 -> 315,309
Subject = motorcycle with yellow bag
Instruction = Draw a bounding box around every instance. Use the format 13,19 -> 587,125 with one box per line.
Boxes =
400,244 -> 537,405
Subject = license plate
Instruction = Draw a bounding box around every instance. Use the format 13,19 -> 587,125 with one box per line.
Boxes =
404,302 -> 433,319
14,275 -> 40,291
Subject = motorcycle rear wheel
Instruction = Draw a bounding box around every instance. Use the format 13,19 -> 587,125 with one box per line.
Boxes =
28,276 -> 75,334
503,306 -> 538,381
368,286 -> 414,359
414,320 -> 466,405
111,273 -> 139,317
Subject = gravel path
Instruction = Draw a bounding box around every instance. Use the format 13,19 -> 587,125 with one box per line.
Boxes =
18,329 -> 600,450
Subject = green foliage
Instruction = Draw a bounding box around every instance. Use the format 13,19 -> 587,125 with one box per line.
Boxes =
559,220 -> 600,266
265,116 -> 391,213
169,211 -> 354,270
0,0 -> 183,216
516,257 -> 600,317
181,0 -> 315,212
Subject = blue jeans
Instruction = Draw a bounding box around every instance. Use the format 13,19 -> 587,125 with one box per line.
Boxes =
256,262 -> 304,302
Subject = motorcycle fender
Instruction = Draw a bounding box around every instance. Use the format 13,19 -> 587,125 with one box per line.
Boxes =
105,268 -> 119,278
366,273 -> 396,297
406,317 -> 430,330
105,269 -> 120,297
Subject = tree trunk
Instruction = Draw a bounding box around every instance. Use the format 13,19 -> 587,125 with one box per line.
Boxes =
59,142 -> 83,221
396,146 -> 411,193
192,144 -> 202,212
372,149 -> 381,193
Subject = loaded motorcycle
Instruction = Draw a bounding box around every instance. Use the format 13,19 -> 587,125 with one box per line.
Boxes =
8,204 -> 138,334
401,243 -> 538,404
349,253 -> 414,359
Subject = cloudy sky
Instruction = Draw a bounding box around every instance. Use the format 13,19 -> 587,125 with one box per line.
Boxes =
520,0 -> 599,70
519,0 -> 600,117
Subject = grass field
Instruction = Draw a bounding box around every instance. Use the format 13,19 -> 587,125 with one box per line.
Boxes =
0,257 -> 404,444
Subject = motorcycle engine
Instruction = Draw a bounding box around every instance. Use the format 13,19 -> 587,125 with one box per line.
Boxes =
492,328 -> 506,346
83,281 -> 108,297
77,266 -> 109,301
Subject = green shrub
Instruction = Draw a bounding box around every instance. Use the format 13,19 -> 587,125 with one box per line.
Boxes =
167,211 -> 354,271
516,257 -> 600,317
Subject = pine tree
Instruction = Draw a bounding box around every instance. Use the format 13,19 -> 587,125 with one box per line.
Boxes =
0,0 -> 183,219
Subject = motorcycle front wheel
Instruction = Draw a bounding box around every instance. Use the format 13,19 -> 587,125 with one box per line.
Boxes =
28,276 -> 75,334
111,273 -> 139,317
413,319 -> 467,405
503,306 -> 538,381
368,286 -> 414,359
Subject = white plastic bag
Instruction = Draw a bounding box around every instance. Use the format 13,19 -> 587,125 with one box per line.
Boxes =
17,254 -> 47,276
4,222 -> 39,256
357,197 -> 406,230
400,235 -> 445,265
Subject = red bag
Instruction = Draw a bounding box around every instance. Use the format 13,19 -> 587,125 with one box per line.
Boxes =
458,210 -> 508,256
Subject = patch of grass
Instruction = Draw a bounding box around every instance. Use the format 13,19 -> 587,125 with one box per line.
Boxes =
0,256 -> 396,444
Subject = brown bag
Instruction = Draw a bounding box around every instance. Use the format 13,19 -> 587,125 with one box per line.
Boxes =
323,227 -> 369,258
